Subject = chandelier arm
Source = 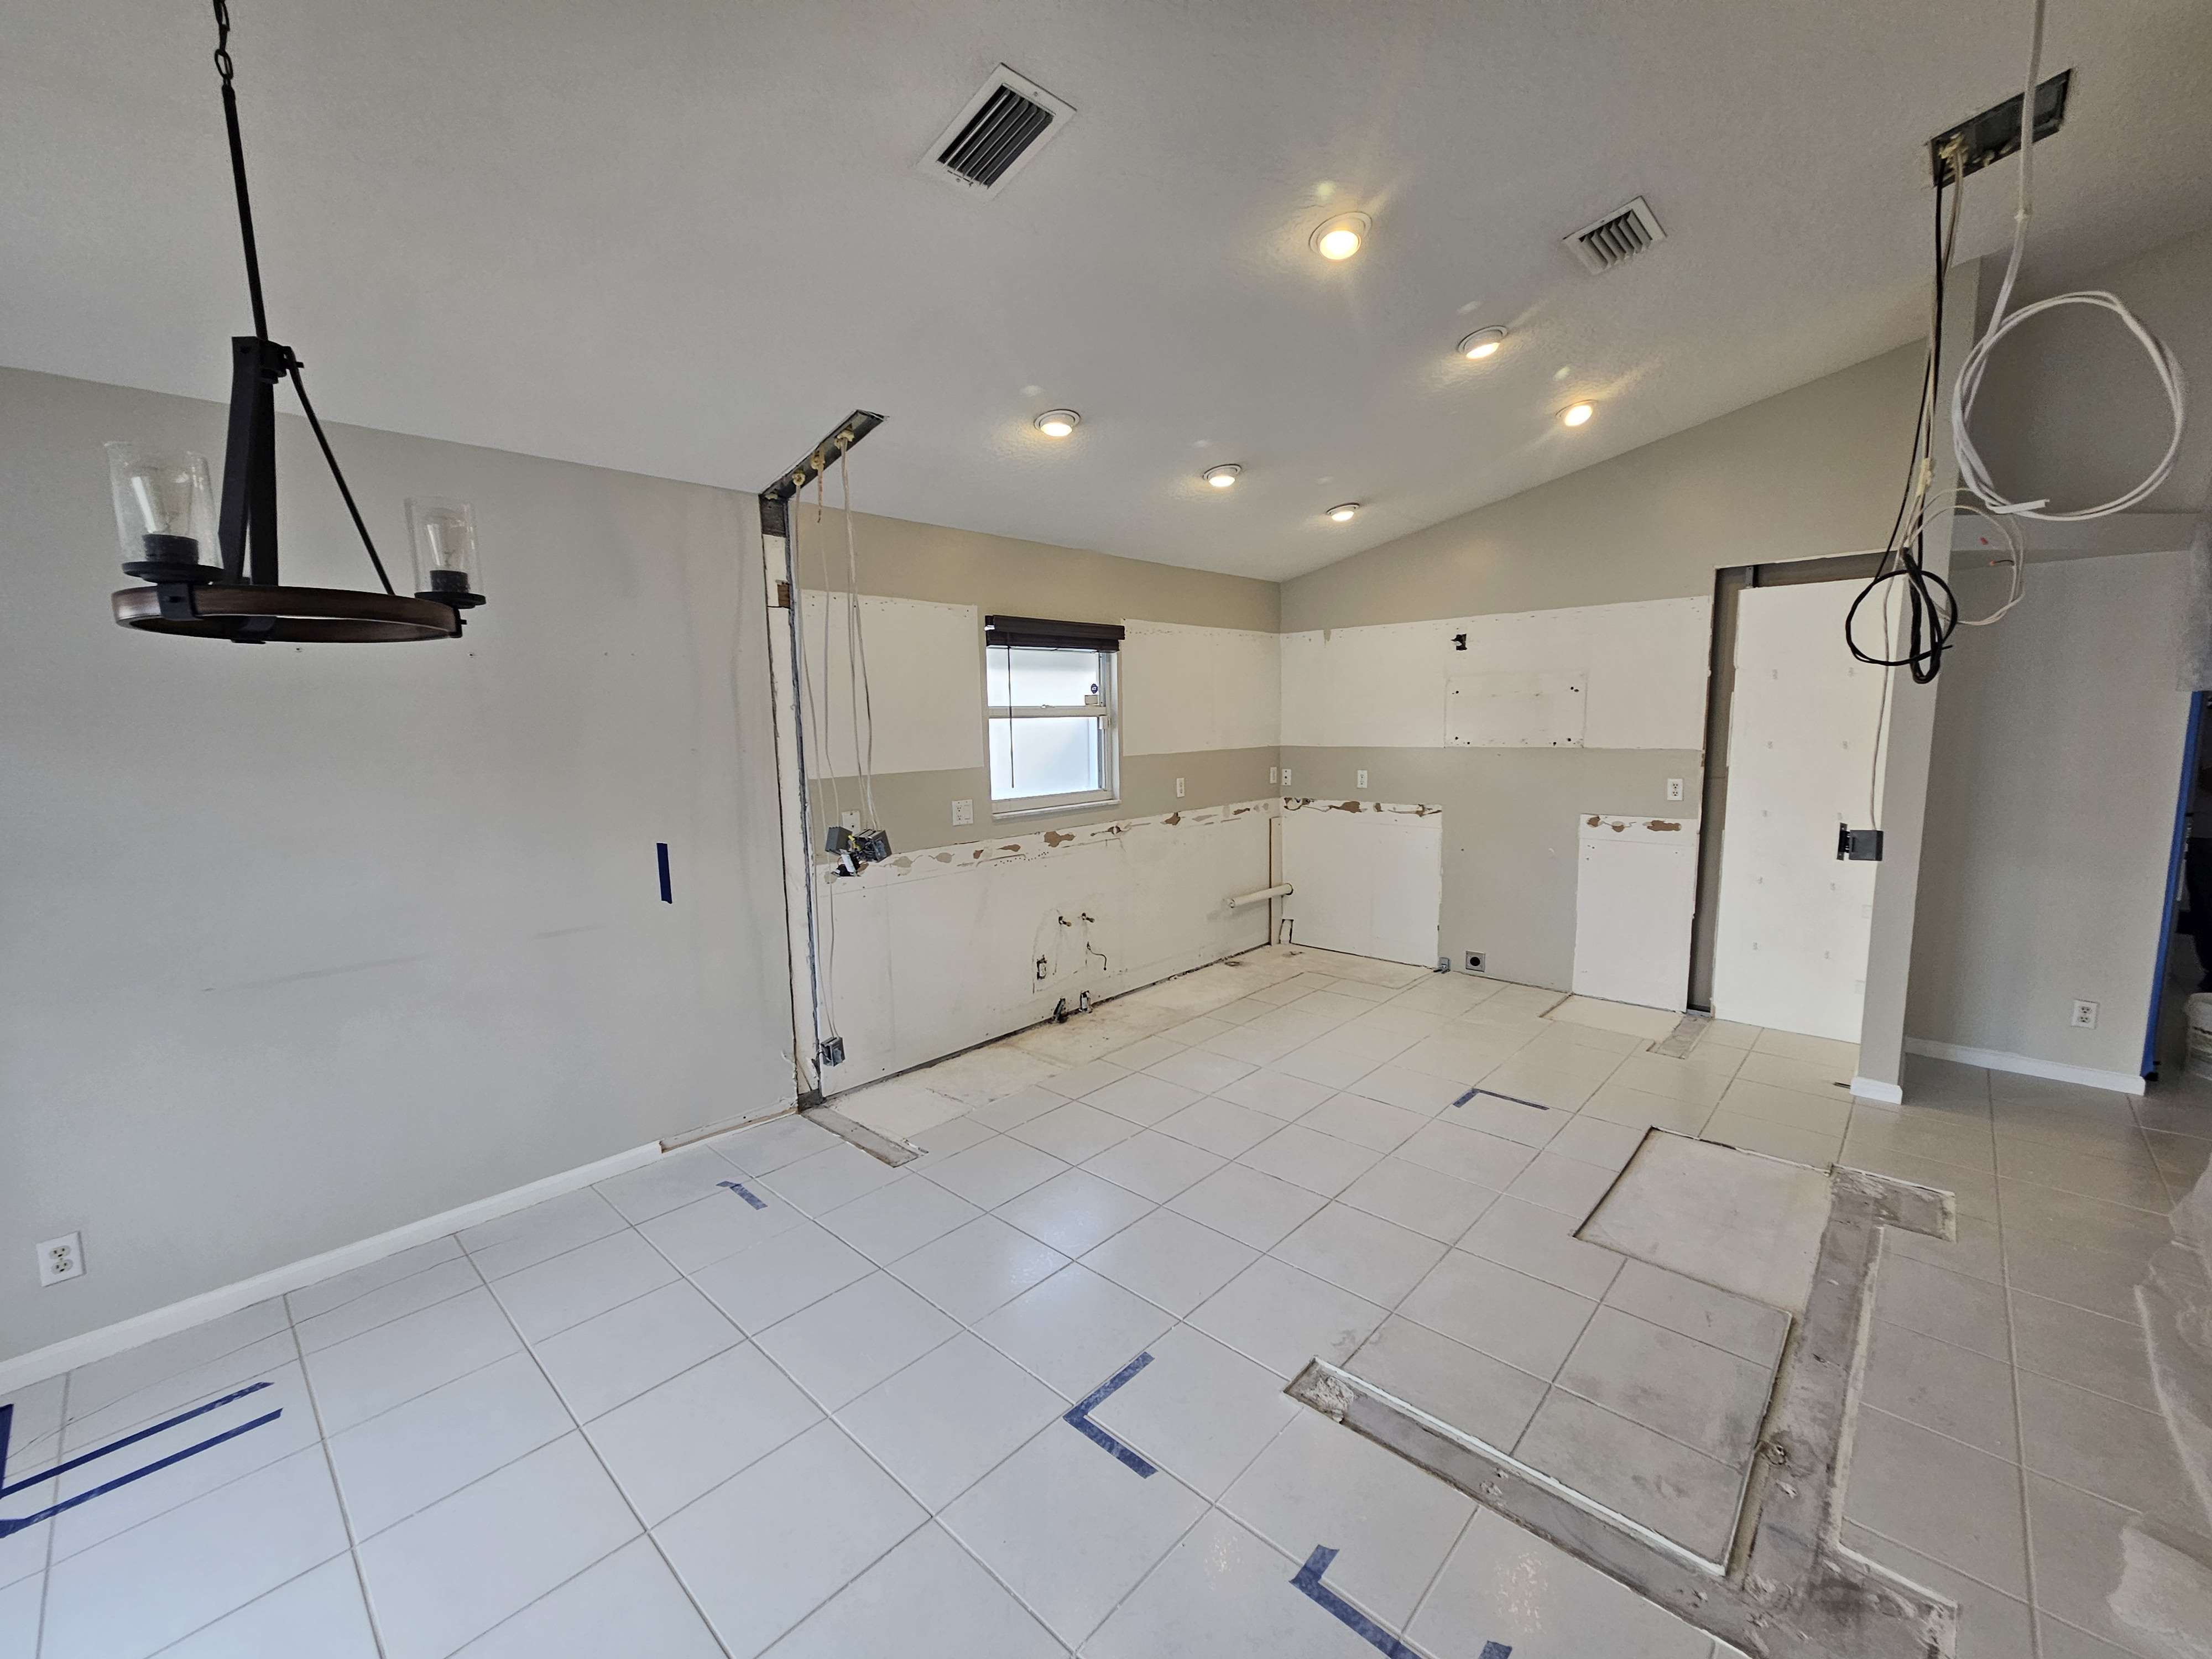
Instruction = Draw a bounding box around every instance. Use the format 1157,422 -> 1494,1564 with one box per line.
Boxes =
212,1 -> 269,341
286,364 -> 397,596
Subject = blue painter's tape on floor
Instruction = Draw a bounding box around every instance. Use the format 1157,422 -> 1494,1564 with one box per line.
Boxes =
1291,1545 -> 1510,1659
717,1179 -> 768,1210
0,1383 -> 281,1540
1452,1086 -> 1547,1111
1063,1351 -> 1156,1477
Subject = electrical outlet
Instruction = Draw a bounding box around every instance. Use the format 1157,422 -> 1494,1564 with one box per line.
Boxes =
2071,999 -> 2099,1029
1281,768 -> 1293,786
1464,951 -> 1486,974
1356,769 -> 1369,789
951,799 -> 973,826
1175,777 -> 1186,799
1667,778 -> 1685,802
841,810 -> 860,833
1269,765 -> 1279,785
38,1232 -> 82,1287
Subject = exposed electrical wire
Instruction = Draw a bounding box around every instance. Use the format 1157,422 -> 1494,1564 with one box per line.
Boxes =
1952,0 -> 2187,524
837,440 -> 880,828
790,473 -> 843,1046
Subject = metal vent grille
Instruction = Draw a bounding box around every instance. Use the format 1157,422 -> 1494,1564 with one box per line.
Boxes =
1565,196 -> 1665,274
940,86 -> 1054,187
919,66 -> 1076,197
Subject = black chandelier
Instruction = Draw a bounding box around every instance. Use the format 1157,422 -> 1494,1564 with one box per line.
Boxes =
106,1 -> 483,643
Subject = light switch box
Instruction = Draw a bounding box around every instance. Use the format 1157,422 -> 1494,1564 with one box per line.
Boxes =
1175,778 -> 1186,798
952,799 -> 973,826
1269,765 -> 1279,784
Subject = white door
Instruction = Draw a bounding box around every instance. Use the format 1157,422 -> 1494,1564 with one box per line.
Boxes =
1710,581 -> 1887,1041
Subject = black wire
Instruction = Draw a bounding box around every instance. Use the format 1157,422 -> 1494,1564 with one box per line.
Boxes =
1844,153 -> 1963,684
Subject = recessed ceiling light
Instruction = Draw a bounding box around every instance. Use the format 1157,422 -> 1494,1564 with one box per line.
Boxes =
1458,326 -> 1508,360
1310,212 -> 1370,262
1203,464 -> 1241,488
1034,409 -> 1079,437
1326,502 -> 1360,523
1561,401 -> 1595,427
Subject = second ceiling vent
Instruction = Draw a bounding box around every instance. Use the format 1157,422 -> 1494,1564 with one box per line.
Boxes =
1564,196 -> 1666,274
920,66 -> 1076,196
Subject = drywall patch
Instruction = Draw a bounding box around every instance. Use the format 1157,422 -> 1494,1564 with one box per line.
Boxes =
1279,800 -> 1443,967
1573,816 -> 1699,1015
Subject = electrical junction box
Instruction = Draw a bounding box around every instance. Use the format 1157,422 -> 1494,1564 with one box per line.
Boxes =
1838,827 -> 1884,862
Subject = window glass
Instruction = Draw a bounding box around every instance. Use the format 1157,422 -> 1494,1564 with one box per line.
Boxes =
994,645 -> 1099,708
989,716 -> 1102,801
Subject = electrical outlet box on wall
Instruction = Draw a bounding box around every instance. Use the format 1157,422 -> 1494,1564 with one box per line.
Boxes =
38,1232 -> 84,1286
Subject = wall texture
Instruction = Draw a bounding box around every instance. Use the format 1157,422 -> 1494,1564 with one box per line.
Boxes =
1908,552 -> 2192,1079
0,368 -> 794,1360
1278,346 -> 1923,996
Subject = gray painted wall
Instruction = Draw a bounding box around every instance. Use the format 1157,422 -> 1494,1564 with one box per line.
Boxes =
1277,346 -> 1921,995
1908,554 -> 2192,1078
789,503 -> 1281,854
1,368 -> 793,1360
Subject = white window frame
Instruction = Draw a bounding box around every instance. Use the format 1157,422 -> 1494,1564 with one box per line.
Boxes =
985,646 -> 1120,818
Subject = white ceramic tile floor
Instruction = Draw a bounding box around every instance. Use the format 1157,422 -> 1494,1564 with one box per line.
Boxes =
13,948 -> 2208,1658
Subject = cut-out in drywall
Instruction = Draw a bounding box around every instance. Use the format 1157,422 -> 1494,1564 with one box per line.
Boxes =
1572,816 -> 1698,1011
1278,801 -> 1443,967
1447,670 -> 1586,747
1281,596 -> 1709,750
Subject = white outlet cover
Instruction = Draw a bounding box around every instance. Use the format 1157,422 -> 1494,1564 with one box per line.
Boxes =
1667,778 -> 1685,801
1281,768 -> 1293,786
951,799 -> 973,826
1269,766 -> 1279,784
2071,1000 -> 2099,1028
841,811 -> 860,832
38,1232 -> 83,1286
1175,778 -> 1186,797
1356,769 -> 1368,789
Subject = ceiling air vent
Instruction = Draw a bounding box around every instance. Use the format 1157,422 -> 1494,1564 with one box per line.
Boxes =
1564,196 -> 1665,274
920,66 -> 1075,197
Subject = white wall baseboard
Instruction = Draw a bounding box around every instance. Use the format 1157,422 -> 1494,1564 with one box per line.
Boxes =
1848,1075 -> 1905,1105
1903,1037 -> 2147,1097
0,1140 -> 665,1397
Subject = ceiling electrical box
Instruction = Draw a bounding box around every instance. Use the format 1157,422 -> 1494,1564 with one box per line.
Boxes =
1928,70 -> 2072,186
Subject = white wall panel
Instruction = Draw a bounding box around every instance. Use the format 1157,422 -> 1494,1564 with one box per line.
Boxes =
798,592 -> 985,776
1279,803 -> 1443,967
1711,582 -> 1886,1041
818,803 -> 1272,1088
1447,671 -> 1585,747
1573,816 -> 1699,1011
1280,597 -> 1710,751
1121,620 -> 1281,755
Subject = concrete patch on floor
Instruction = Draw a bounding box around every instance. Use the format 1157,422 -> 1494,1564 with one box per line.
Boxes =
1293,1163 -> 1959,1658
1579,1132 -> 1833,1313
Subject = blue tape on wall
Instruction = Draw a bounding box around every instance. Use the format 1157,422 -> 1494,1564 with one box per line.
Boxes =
0,1381 -> 281,1540
657,842 -> 672,904
717,1179 -> 768,1211
1063,1352 -> 1156,1477
1292,1545 -> 1511,1658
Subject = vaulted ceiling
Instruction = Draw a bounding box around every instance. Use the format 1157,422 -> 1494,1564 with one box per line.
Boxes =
4,0 -> 2209,577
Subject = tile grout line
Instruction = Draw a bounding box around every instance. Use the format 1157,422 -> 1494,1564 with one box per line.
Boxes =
1989,1070 -> 2048,1659
283,1265 -> 392,1659
30,1365 -> 67,1659
468,1203 -> 743,1659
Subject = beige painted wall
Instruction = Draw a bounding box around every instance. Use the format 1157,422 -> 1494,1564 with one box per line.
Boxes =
1274,346 -> 1923,995
1281,345 -> 1923,633
1909,553 -> 2192,1079
787,503 -> 1281,854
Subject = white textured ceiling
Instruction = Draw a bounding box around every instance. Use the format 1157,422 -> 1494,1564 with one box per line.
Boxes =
4,1 -> 2209,579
